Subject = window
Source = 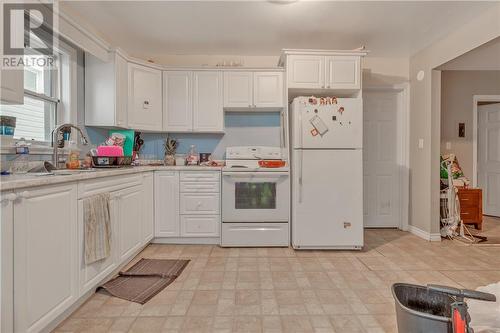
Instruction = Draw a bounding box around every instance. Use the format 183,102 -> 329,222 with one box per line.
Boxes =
1,53 -> 58,142
0,25 -> 77,143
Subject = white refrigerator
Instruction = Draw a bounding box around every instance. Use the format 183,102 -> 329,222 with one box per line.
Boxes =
291,96 -> 363,249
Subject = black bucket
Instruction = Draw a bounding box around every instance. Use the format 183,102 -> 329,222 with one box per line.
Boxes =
392,283 -> 454,333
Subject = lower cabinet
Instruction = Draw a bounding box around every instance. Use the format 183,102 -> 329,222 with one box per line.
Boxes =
155,170 -> 221,239
116,185 -> 144,262
13,184 -> 78,333
155,171 -> 180,237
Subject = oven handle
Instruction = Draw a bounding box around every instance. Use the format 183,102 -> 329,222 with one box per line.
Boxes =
222,172 -> 289,177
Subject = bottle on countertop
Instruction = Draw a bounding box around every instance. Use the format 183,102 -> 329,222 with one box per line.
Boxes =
11,138 -> 30,174
186,144 -> 199,166
65,140 -> 81,169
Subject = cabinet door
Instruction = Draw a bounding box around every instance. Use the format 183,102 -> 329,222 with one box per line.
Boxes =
142,173 -> 154,243
326,56 -> 360,90
155,172 -> 180,237
1,193 -> 14,333
163,71 -> 192,132
287,55 -> 325,89
223,72 -> 253,108
128,63 -> 163,131
14,184 -> 78,333
253,72 -> 283,108
0,69 -> 23,105
116,185 -> 144,263
193,71 -> 223,132
114,53 -> 128,127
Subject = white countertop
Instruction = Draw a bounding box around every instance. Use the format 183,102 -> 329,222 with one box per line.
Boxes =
0,165 -> 223,191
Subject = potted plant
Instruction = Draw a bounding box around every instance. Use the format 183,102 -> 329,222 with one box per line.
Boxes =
163,136 -> 178,166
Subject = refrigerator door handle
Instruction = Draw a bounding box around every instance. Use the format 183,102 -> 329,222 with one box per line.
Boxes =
298,149 -> 303,203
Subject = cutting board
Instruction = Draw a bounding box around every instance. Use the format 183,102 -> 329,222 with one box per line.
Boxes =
109,129 -> 134,156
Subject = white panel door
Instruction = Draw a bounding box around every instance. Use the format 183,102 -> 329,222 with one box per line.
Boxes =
163,71 -> 193,132
193,71 -> 223,132
14,184 -> 78,333
363,91 -> 400,227
117,185 -> 143,262
223,72 -> 253,108
287,55 -> 324,89
292,150 -> 363,248
478,103 -> 500,217
326,56 -> 360,90
253,72 -> 284,108
128,63 -> 163,131
155,172 -> 180,237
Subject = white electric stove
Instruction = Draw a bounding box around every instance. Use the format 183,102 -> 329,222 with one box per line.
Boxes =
221,146 -> 290,247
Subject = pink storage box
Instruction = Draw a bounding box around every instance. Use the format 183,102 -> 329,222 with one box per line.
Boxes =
97,145 -> 124,157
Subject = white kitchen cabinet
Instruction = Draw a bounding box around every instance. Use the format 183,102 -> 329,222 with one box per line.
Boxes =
286,53 -> 362,90
180,192 -> 220,215
0,69 -> 23,105
180,216 -> 219,237
223,72 -> 253,108
223,71 -> 283,110
13,184 -> 78,333
193,71 -> 224,132
128,63 -> 163,131
287,55 -> 325,89
163,71 -> 192,132
326,56 -> 360,90
155,171 -> 180,237
142,173 -> 154,243
1,192 -> 15,333
85,51 -> 128,127
116,185 -> 144,262
253,72 -> 283,108
77,195 -> 118,295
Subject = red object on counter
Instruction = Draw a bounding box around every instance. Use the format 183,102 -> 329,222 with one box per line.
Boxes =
258,160 -> 286,168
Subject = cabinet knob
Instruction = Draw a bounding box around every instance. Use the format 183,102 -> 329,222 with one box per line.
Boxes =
248,104 -> 252,108
20,191 -> 30,199
196,201 -> 202,207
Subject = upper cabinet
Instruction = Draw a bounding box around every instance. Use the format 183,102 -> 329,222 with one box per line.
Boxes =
0,69 -> 23,105
85,52 -> 128,128
128,63 -> 163,131
192,71 -> 224,132
325,56 -> 360,90
163,71 -> 192,132
285,52 -> 363,91
163,70 -> 224,133
287,55 -> 325,89
224,71 -> 283,110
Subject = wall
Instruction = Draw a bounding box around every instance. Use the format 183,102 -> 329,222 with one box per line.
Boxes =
441,70 -> 500,178
409,3 -> 500,236
86,113 -> 282,160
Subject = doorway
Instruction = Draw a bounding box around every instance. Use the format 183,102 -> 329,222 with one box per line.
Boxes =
363,88 -> 409,229
474,97 -> 500,217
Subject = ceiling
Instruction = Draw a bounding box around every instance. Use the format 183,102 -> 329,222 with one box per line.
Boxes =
60,1 -> 496,59
439,37 -> 500,70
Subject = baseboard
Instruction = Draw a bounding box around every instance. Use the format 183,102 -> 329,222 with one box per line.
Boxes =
409,225 -> 442,242
153,237 -> 220,245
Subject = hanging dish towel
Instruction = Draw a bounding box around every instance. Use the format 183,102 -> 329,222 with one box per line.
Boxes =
83,193 -> 111,264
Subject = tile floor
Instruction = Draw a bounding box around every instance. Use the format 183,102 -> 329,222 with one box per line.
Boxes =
55,217 -> 500,333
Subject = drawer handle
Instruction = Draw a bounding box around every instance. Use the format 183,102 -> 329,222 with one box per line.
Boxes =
461,198 -> 470,201
461,212 -> 470,215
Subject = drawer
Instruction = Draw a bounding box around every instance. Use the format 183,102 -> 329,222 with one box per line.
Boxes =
180,182 -> 219,193
180,215 -> 220,237
180,193 -> 220,215
460,209 -> 480,222
180,171 -> 220,183
221,223 -> 289,247
458,194 -> 479,207
78,173 -> 143,198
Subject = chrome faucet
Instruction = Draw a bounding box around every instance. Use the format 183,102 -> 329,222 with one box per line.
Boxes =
51,124 -> 89,169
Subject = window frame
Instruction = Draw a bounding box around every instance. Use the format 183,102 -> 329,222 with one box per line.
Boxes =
0,36 -> 77,151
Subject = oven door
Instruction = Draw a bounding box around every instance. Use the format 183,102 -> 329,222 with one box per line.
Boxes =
222,172 -> 289,223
